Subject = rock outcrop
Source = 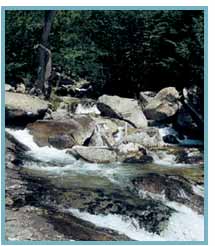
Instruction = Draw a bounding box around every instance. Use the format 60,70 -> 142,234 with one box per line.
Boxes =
98,95 -> 148,128
27,116 -> 96,149
143,87 -> 181,121
6,92 -> 49,126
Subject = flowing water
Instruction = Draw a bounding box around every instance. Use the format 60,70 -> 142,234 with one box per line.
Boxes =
6,128 -> 204,241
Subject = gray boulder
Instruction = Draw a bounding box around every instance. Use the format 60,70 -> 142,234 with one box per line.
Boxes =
143,87 -> 181,121
89,116 -> 126,147
5,84 -> 15,92
176,105 -> 200,138
69,146 -> 117,163
98,95 -> 147,128
27,115 -> 96,149
139,91 -> 156,108
5,92 -> 49,126
126,127 -> 164,147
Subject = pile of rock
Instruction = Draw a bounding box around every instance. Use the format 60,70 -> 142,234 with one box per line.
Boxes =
5,85 -> 203,164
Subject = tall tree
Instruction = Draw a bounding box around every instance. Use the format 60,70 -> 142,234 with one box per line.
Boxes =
35,10 -> 56,95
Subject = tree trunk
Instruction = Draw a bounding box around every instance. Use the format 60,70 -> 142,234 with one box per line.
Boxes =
37,10 -> 56,93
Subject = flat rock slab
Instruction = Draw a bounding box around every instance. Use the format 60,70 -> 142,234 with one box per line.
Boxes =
70,146 -> 117,163
98,95 -> 147,128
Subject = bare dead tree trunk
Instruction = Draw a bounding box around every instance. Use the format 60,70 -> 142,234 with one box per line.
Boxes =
36,10 -> 56,95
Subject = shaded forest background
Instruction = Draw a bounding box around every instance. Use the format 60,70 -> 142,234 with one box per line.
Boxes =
5,10 -> 204,98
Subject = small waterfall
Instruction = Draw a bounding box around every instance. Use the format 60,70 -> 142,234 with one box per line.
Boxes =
159,126 -> 179,138
68,203 -> 204,241
159,126 -> 203,146
75,103 -> 100,115
92,124 -> 104,146
6,128 -> 76,164
149,150 -> 177,166
113,126 -> 125,144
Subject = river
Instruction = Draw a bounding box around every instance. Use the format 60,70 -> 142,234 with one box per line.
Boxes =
6,127 -> 204,241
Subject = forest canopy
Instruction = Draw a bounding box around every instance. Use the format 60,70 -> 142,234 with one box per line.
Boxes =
5,10 -> 204,98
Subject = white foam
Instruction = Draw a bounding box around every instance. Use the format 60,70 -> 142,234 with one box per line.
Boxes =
192,185 -> 204,197
162,201 -> 204,241
149,149 -> 199,167
159,127 -> 178,138
22,160 -> 123,184
149,150 -> 177,166
158,127 -> 203,146
6,128 -> 76,164
75,104 -> 100,115
68,202 -> 204,241
113,127 -> 125,143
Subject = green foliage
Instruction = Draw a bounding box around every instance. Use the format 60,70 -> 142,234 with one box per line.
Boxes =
5,10 -> 204,97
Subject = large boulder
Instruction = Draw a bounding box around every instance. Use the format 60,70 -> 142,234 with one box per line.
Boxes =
139,91 -> 156,109
125,127 -> 164,147
98,95 -> 147,128
5,92 -> 49,126
143,87 -> 181,121
69,142 -> 153,164
89,116 -> 126,147
69,146 -> 117,163
27,115 -> 96,149
176,105 -> 202,138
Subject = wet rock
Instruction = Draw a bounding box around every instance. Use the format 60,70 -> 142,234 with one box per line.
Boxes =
98,95 -> 147,128
27,116 -> 96,149
123,155 -> 153,164
163,134 -> 179,144
42,184 -> 174,235
5,132 -> 32,211
47,209 -> 131,241
132,173 -> 204,214
143,87 -> 181,121
69,146 -> 117,163
176,106 -> 200,138
175,148 -> 203,165
48,135 -> 74,150
6,92 -> 49,126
